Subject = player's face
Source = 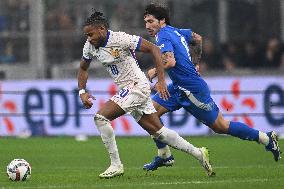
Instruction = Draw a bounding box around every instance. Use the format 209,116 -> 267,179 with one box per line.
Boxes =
83,25 -> 106,48
144,14 -> 161,37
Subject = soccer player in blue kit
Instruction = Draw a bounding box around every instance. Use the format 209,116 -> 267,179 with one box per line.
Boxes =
143,4 -> 282,171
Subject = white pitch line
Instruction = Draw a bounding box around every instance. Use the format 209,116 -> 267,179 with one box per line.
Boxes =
0,178 -> 281,189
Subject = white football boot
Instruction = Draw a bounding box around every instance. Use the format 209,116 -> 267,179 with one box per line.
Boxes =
99,164 -> 124,179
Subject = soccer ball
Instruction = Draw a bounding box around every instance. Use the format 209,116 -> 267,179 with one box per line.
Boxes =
6,159 -> 31,181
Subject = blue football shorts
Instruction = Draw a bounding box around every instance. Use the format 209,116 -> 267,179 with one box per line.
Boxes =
152,83 -> 219,126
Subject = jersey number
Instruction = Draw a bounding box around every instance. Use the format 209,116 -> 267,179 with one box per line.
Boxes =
108,65 -> 119,75
119,88 -> 129,98
180,36 -> 191,61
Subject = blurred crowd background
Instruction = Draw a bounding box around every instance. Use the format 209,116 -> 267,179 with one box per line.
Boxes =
0,0 -> 284,79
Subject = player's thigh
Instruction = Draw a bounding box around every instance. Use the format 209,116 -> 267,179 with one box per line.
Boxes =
152,100 -> 170,117
97,100 -> 125,121
152,83 -> 181,116
112,83 -> 152,120
181,93 -> 219,127
138,112 -> 163,135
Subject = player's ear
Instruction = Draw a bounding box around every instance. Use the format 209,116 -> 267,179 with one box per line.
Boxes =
100,25 -> 105,30
97,24 -> 106,32
159,18 -> 166,25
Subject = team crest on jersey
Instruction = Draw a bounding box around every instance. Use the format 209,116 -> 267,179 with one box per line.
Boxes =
110,48 -> 120,59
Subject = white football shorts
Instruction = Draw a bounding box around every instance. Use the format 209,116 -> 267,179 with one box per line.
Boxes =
111,82 -> 156,122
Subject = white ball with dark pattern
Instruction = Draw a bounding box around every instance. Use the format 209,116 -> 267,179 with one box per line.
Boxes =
7,159 -> 31,181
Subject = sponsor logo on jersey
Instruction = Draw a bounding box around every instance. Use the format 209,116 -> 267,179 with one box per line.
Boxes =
158,44 -> 165,49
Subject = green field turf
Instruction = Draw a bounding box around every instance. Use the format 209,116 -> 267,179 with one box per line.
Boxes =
0,136 -> 283,189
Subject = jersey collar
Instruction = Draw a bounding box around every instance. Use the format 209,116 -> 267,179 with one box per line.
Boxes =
102,30 -> 110,47
156,25 -> 170,37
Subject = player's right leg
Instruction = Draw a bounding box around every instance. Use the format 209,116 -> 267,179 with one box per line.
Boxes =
143,138 -> 175,171
95,100 -> 126,178
212,112 -> 281,161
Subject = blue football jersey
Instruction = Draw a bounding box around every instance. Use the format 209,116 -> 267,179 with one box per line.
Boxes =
156,25 -> 209,94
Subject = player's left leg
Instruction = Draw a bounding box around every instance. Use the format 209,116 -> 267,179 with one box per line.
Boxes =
180,87 -> 282,162
211,112 -> 282,161
138,113 -> 215,176
95,100 -> 126,178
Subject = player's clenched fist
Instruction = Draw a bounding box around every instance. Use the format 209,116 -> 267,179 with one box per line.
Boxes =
80,93 -> 95,109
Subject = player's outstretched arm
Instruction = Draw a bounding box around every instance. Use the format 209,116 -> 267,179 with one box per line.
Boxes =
139,38 -> 170,99
77,59 -> 95,109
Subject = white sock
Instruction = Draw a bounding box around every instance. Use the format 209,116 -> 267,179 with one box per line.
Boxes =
158,145 -> 172,159
155,127 -> 202,161
95,114 -> 122,166
258,131 -> 269,146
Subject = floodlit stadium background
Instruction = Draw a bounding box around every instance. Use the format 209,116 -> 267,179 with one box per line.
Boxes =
0,0 -> 283,137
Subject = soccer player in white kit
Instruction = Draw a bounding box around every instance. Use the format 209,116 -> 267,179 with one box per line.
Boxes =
77,11 -> 214,178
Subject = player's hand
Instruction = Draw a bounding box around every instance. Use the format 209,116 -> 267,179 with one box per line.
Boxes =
80,93 -> 96,109
195,64 -> 200,75
155,81 -> 170,100
147,68 -> 157,83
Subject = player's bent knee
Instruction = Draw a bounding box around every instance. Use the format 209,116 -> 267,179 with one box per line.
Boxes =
94,114 -> 114,138
152,127 -> 178,144
211,125 -> 224,134
94,114 -> 111,127
211,122 -> 229,134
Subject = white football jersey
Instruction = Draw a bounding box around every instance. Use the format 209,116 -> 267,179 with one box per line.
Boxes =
82,30 -> 149,89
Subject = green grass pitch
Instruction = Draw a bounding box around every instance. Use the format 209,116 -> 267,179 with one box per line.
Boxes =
0,136 -> 283,189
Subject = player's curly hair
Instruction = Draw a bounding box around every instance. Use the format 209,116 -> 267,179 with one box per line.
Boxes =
144,4 -> 171,25
84,10 -> 109,28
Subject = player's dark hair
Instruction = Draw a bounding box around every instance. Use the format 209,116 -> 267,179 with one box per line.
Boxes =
84,11 -> 109,28
144,4 -> 171,25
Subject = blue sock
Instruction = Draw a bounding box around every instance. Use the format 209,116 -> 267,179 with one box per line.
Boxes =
154,118 -> 167,149
153,138 -> 167,149
228,121 -> 259,141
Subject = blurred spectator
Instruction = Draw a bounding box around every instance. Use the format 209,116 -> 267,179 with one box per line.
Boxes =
280,53 -> 284,70
0,15 -> 8,31
0,41 -> 16,63
262,38 -> 282,68
46,3 -> 75,64
240,41 -> 263,68
1,0 -> 284,75
0,0 -> 29,64
200,38 -> 222,71
6,0 -> 30,31
110,1 -> 143,32
222,42 -> 241,71
222,56 -> 236,71
46,8 -> 74,31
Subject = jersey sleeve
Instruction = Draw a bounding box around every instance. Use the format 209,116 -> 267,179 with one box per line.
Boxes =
179,29 -> 192,43
114,32 -> 142,51
156,31 -> 174,53
82,40 -> 93,62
